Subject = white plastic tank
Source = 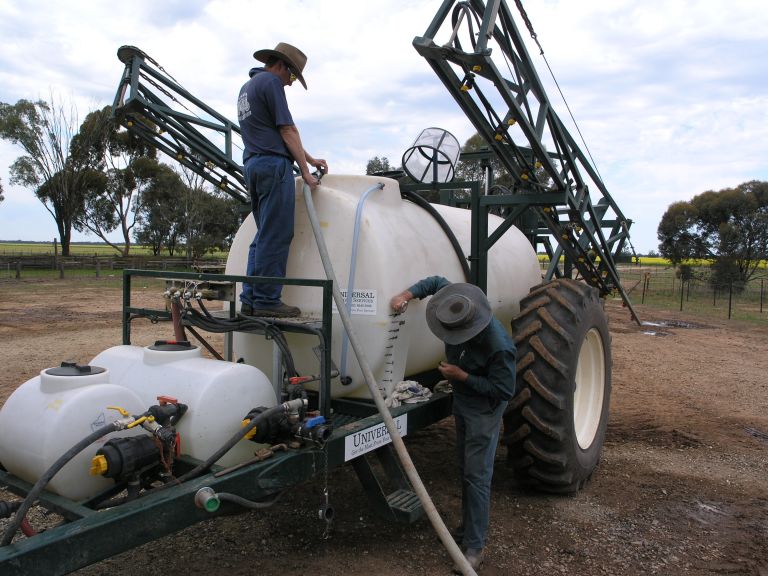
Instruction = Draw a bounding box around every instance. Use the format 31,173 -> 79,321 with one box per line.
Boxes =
0,363 -> 146,500
226,174 -> 542,398
91,342 -> 276,467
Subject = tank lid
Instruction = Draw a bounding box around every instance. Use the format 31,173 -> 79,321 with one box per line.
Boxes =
45,361 -> 106,377
148,340 -> 197,352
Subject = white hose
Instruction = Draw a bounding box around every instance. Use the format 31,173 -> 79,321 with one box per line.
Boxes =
302,182 -> 476,576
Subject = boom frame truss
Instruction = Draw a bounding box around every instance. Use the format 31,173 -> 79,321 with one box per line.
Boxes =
413,0 -> 639,321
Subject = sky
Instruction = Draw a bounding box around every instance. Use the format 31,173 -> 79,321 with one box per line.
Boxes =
0,0 -> 766,254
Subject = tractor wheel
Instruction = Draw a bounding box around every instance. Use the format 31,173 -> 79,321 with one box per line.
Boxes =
503,278 -> 611,493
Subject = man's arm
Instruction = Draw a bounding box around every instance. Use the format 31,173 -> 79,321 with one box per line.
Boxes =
390,276 -> 451,313
279,124 -> 327,190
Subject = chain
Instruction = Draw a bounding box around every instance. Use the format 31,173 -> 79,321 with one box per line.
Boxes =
513,0 -> 544,55
321,443 -> 332,539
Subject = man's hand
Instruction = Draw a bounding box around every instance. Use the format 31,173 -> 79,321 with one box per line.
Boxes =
311,158 -> 328,174
390,290 -> 413,315
438,361 -> 468,382
302,171 -> 320,191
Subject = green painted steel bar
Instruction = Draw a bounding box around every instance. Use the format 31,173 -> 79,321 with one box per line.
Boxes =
0,392 -> 452,576
413,0 -> 640,323
121,269 -> 334,412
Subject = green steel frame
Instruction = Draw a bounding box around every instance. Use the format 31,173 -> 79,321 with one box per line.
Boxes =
112,46 -> 248,203
0,269 -> 453,575
413,0 -> 639,322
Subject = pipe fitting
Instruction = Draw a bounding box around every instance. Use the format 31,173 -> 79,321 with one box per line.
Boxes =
318,502 -> 334,522
194,487 -> 220,513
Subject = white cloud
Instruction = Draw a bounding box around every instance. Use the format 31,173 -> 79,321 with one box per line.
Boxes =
1,0 -> 767,253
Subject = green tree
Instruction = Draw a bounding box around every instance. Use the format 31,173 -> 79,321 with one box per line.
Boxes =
72,106 -> 157,256
0,176 -> 4,203
184,187 -> 240,259
657,180 -> 768,286
0,97 -> 95,255
365,156 -> 394,175
134,165 -> 187,256
454,133 -> 514,189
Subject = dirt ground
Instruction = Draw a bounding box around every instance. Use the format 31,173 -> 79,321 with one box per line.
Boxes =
1,277 -> 767,575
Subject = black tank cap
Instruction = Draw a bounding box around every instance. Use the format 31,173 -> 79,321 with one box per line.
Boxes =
45,361 -> 106,377
149,340 -> 196,352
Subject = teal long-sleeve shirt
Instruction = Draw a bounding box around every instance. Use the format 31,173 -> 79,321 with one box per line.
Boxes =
407,276 -> 517,401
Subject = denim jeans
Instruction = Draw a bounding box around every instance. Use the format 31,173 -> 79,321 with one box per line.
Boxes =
240,154 -> 294,307
453,392 -> 507,550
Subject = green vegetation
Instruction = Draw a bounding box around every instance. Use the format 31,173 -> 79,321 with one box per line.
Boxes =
0,242 -> 228,258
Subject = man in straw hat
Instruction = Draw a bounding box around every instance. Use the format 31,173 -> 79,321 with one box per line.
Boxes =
391,276 -> 516,572
237,42 -> 328,317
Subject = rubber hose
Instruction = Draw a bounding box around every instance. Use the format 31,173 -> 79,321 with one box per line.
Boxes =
167,402 -> 289,485
401,190 -> 471,282
302,183 -> 477,576
1,422 -> 120,546
217,491 -> 282,510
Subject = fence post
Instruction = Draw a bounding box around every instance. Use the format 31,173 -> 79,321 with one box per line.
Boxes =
59,260 -> 65,279
641,274 -> 648,304
95,258 -> 101,278
15,261 -> 21,279
761,279 -> 764,314
728,281 -> 733,320
680,279 -> 684,311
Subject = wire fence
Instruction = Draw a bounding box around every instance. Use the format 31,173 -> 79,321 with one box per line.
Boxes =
618,266 -> 767,322
0,255 -> 225,280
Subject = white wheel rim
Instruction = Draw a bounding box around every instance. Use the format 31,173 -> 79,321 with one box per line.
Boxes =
573,327 -> 605,450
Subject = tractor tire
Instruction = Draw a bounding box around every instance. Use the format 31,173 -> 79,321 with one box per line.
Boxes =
503,278 -> 611,494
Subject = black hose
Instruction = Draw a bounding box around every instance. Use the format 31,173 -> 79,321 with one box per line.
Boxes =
401,190 -> 472,281
217,491 -> 282,510
151,402 -> 287,490
1,422 -> 119,546
181,307 -> 299,377
0,501 -> 21,519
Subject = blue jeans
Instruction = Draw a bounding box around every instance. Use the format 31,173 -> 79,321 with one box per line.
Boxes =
240,154 -> 294,307
453,393 -> 507,550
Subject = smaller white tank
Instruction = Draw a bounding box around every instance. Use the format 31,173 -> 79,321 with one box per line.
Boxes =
0,363 -> 147,500
91,343 -> 276,467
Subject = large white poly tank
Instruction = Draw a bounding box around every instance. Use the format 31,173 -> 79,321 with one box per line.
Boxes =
226,174 -> 541,398
0,364 -> 146,500
91,343 -> 276,466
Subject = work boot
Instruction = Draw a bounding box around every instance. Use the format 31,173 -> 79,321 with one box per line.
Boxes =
241,302 -> 301,318
452,548 -> 484,574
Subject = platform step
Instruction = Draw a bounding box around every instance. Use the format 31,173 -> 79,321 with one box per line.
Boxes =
386,489 -> 423,523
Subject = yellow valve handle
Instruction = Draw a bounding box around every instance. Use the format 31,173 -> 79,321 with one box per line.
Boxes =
241,419 -> 258,440
107,405 -> 130,417
90,454 -> 109,476
127,415 -> 155,429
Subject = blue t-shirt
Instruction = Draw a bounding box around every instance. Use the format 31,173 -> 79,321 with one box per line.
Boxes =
237,67 -> 294,162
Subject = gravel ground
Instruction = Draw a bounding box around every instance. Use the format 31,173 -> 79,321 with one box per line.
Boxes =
1,279 -> 767,575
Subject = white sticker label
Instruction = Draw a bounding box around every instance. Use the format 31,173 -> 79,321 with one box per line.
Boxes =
333,288 -> 377,315
344,414 -> 408,461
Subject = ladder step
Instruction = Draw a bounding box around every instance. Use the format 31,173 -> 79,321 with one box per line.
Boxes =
386,489 -> 423,523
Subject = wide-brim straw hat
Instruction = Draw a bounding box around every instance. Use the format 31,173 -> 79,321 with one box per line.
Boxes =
253,42 -> 308,89
426,283 -> 492,345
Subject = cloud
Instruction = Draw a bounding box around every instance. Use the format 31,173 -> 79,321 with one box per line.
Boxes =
1,0 -> 767,252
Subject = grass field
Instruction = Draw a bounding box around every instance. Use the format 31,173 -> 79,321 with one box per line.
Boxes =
0,242 -> 228,258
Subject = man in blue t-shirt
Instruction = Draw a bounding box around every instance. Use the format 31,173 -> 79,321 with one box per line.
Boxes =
237,42 -> 328,317
391,277 -> 516,572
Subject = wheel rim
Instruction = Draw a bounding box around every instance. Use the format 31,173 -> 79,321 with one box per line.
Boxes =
573,327 -> 606,450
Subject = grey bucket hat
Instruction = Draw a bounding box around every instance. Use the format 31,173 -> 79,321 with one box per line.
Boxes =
426,283 -> 492,345
253,42 -> 308,89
